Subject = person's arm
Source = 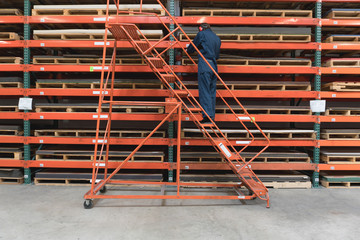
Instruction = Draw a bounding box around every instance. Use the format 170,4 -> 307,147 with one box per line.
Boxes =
186,32 -> 202,54
215,38 -> 221,60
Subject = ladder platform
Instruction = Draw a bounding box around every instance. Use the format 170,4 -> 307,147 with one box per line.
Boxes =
109,24 -> 140,41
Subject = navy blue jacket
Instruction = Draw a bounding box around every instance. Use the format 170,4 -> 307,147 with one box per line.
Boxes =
186,28 -> 221,73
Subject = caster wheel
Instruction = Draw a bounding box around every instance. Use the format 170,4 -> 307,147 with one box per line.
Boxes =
100,186 -> 107,193
84,199 -> 93,209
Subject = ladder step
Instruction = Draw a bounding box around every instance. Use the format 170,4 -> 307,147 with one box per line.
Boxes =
245,179 -> 267,194
134,41 -> 151,52
188,107 -> 202,112
109,24 -> 140,41
147,57 -> 164,68
173,90 -> 189,97
160,74 -> 176,83
201,123 -> 215,127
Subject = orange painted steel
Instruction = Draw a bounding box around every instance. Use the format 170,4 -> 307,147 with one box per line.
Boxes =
83,0 -> 272,208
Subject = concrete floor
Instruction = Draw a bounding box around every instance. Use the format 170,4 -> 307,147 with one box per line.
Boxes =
0,185 -> 359,240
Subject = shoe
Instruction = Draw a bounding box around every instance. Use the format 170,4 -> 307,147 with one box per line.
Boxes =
200,117 -> 212,124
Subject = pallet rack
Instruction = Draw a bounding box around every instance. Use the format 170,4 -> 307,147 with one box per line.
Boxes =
0,0 -> 360,188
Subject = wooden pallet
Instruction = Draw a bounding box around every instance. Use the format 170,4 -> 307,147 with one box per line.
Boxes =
182,128 -> 315,140
34,172 -> 163,186
0,105 -> 19,112
181,173 -> 311,189
321,180 -> 360,188
321,150 -> 360,164
0,81 -> 23,88
181,81 -> 311,91
322,82 -> 360,92
32,4 -> 165,16
326,9 -> 360,19
33,29 -> 163,40
325,107 -> 360,116
36,150 -> 164,162
0,148 -> 23,160
324,58 -> 360,67
0,9 -> 22,16
325,35 -> 360,43
0,177 -> 23,184
35,79 -> 164,89
35,104 -> 164,113
0,57 -> 23,64
0,126 -> 22,136
34,129 -> 165,138
0,32 -> 20,41
181,152 -> 311,163
182,9 -> 312,17
180,33 -> 311,42
33,57 -> 146,65
214,105 -> 312,115
182,58 -> 312,66
321,129 -> 360,140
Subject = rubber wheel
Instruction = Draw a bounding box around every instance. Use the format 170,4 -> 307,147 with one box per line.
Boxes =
83,199 -> 93,209
100,186 -> 107,193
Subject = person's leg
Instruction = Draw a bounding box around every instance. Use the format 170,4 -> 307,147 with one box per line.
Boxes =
198,71 -> 212,119
209,71 -> 217,121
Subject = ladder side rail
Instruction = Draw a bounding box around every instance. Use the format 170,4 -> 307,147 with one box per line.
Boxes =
90,104 -> 181,195
104,41 -> 118,180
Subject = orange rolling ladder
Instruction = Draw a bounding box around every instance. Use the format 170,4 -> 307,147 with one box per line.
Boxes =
84,0 -> 271,208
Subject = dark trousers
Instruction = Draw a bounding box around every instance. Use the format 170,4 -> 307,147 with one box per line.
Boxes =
198,61 -> 217,120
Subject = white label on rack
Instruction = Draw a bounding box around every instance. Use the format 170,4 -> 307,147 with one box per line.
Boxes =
40,92 -> 44,95
90,179 -> 102,182
92,91 -> 108,95
236,141 -> 251,145
39,140 -> 43,143
218,143 -> 232,158
334,21 -> 338,25
315,178 -> 319,182
332,94 -> 336,98
238,196 -> 245,199
92,114 -> 108,119
185,117 -> 189,121
331,118 -> 336,122
40,164 -> 44,167
92,66 -> 109,70
332,69 -> 337,73
185,166 -> 189,169
40,18 -> 45,22
93,17 -> 106,22
185,141 -> 189,145
330,166 -> 335,170
40,67 -> 44,71
237,116 -> 250,121
333,45 -> 337,49
92,139 -> 107,143
94,42 -> 110,46
40,116 -> 44,119
24,175 -> 29,179
40,43 -> 45,47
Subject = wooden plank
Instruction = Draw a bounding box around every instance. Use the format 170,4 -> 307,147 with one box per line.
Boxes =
0,81 -> 23,88
0,57 -> 23,64
321,180 -> 360,188
182,58 -> 311,66
0,9 -> 23,16
322,82 -> 360,92
0,105 -> 19,112
213,105 -> 312,115
0,177 -> 24,184
182,9 -> 312,18
0,32 -> 20,41
32,4 -> 165,16
180,33 -> 311,42
34,129 -> 165,138
33,29 -> 163,40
